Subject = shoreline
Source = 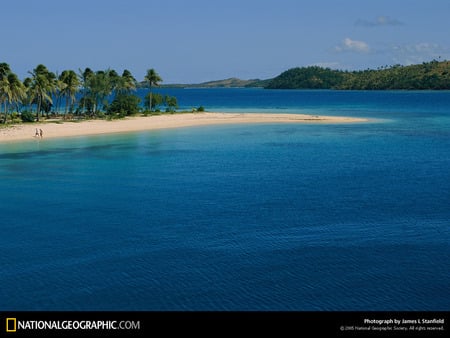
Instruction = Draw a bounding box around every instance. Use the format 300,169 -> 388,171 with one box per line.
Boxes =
0,112 -> 369,143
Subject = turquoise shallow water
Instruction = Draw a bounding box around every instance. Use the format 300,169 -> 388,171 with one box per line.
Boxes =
1,90 -> 449,310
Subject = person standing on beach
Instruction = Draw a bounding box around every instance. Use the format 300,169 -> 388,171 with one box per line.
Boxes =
39,129 -> 43,138
35,128 -> 39,137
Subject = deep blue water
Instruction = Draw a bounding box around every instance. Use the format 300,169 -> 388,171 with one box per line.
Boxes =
1,89 -> 449,310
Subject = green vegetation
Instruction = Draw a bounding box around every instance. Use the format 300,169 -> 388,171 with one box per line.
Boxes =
107,93 -> 141,117
146,60 -> 449,90
20,111 -> 34,122
59,70 -> 80,116
164,95 -> 178,112
143,93 -> 178,113
144,69 -> 162,111
0,63 -> 27,123
27,64 -> 55,121
144,92 -> 163,111
0,62 -> 185,124
266,60 -> 450,90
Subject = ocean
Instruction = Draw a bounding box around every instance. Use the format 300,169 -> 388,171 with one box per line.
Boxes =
1,89 -> 449,310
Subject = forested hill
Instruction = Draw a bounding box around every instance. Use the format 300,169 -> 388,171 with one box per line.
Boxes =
266,60 -> 450,90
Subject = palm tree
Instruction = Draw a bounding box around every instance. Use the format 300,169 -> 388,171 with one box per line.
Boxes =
0,76 -> 11,123
117,69 -> 137,94
78,68 -> 94,113
60,70 -> 80,117
0,71 -> 26,123
54,72 -> 66,115
108,69 -> 120,96
22,77 -> 34,113
7,73 -> 26,117
29,64 -> 56,121
0,63 -> 25,123
86,70 -> 114,115
0,63 -> 10,76
144,69 -> 162,111
0,63 -> 11,122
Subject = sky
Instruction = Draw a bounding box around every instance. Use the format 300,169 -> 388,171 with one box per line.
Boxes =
2,0 -> 449,83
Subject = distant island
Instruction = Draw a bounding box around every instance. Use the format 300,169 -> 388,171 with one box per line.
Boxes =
141,78 -> 269,89
266,60 -> 449,90
157,60 -> 449,90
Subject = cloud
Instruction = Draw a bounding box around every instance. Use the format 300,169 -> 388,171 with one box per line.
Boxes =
356,16 -> 404,27
391,42 -> 449,64
335,38 -> 370,54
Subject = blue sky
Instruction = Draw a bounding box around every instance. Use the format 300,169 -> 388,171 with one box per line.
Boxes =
3,0 -> 449,83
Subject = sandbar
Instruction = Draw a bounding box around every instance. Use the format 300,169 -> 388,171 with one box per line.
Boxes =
0,112 -> 368,143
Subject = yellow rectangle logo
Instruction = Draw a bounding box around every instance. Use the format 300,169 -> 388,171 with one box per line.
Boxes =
6,318 -> 16,333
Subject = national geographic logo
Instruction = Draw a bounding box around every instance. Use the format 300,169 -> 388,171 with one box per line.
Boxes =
3,317 -> 140,333
6,318 -> 16,333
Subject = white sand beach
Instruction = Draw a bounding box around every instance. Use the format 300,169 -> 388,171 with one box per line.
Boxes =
0,112 -> 368,143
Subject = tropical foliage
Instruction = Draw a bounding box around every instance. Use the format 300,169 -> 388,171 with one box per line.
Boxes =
108,93 -> 141,117
0,62 -> 172,124
59,70 -> 80,116
1,63 -> 26,123
144,69 -> 162,111
266,60 -> 450,90
27,64 -> 56,121
144,93 -> 178,112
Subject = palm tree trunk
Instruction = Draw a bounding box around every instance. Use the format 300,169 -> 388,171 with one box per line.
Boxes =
80,86 -> 85,116
36,96 -> 41,122
70,95 -> 75,114
65,96 -> 69,118
58,95 -> 63,116
3,102 -> 7,124
93,96 -> 97,116
149,83 -> 152,111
